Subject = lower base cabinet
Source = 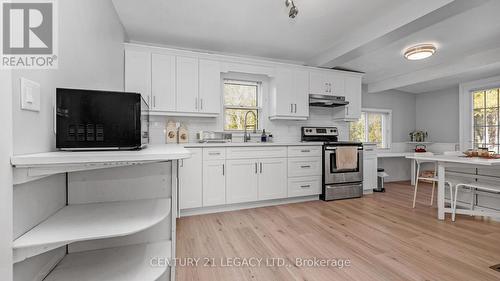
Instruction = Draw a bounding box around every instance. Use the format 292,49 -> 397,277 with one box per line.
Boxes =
202,160 -> 226,207
258,158 -> 287,200
363,145 -> 378,192
226,158 -> 288,204
180,146 -> 323,211
226,159 -> 259,204
288,176 -> 322,198
179,148 -> 203,209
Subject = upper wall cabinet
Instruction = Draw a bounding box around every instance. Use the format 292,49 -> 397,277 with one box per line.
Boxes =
269,67 -> 309,120
309,70 -> 345,96
198,59 -> 221,114
151,53 -> 176,112
125,50 -> 151,104
125,47 -> 220,117
176,56 -> 199,113
332,75 -> 362,121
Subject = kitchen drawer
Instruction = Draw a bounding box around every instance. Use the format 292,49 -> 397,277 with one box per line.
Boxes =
226,146 -> 287,159
288,157 -> 322,177
288,176 -> 322,198
287,146 -> 322,158
203,148 -> 226,160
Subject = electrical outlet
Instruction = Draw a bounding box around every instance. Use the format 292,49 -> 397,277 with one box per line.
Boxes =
20,78 -> 41,112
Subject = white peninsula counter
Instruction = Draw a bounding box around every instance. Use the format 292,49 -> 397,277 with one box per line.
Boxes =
406,154 -> 500,220
11,144 -> 192,281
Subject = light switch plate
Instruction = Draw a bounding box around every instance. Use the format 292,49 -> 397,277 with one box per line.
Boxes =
20,77 -> 41,112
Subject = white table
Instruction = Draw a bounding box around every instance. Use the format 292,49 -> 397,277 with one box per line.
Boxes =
406,154 -> 500,220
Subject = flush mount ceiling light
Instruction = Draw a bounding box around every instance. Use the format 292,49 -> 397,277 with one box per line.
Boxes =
404,44 -> 437,60
285,0 -> 298,18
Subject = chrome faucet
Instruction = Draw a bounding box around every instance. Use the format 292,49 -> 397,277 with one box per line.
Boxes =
243,110 -> 257,142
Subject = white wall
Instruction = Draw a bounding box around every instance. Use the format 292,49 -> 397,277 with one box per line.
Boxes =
0,70 -> 13,281
416,86 -> 459,143
11,1 -> 125,281
361,87 -> 416,142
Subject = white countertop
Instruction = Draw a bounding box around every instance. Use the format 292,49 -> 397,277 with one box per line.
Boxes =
183,141 -> 324,148
11,145 -> 191,167
377,152 -> 415,158
406,154 -> 500,166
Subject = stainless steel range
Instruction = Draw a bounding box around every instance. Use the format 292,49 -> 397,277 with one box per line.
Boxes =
301,127 -> 364,201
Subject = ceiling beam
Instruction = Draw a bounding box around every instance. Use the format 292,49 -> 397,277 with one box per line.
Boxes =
307,0 -> 489,68
367,47 -> 500,93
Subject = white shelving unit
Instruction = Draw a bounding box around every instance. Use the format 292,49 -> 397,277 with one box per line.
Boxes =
44,241 -> 171,281
14,198 -> 171,262
11,145 -> 189,281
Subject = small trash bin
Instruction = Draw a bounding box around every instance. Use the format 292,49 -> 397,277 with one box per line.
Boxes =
374,168 -> 388,192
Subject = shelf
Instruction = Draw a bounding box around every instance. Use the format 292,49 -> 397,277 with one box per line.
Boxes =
13,198 -> 170,262
44,241 -> 171,281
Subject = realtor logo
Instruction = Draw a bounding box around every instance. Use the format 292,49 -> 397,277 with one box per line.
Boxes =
1,0 -> 58,69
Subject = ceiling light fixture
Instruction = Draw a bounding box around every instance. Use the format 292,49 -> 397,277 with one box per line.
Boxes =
404,44 -> 437,60
285,0 -> 298,19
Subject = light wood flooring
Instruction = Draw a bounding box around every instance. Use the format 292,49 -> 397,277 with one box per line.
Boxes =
176,181 -> 500,281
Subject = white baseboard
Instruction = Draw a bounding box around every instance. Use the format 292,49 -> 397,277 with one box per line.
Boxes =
180,195 -> 319,217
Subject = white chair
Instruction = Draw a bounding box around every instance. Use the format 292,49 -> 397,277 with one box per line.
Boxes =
452,182 -> 500,221
412,151 -> 457,209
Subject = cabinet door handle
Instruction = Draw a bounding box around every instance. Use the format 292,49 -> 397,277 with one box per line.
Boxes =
260,162 -> 263,174
200,98 -> 203,110
255,163 -> 258,174
300,185 -> 311,189
222,164 -> 225,176
153,96 -> 156,108
294,104 -> 297,113
208,152 -> 220,156
346,106 -> 349,116
301,150 -> 310,153
290,104 -> 293,113
300,165 -> 311,169
180,159 -> 184,168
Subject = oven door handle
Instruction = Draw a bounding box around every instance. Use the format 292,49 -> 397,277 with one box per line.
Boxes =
324,147 -> 363,151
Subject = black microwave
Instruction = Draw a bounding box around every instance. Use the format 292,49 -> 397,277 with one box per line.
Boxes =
56,88 -> 149,150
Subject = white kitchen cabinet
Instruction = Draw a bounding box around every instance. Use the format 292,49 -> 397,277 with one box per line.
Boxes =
288,176 -> 322,198
151,53 -> 176,111
269,68 -> 309,120
363,145 -> 378,193
333,75 -> 362,121
179,148 -> 203,209
226,159 -> 259,204
309,70 -> 345,96
199,59 -> 221,114
176,56 -> 199,113
288,157 -> 322,177
258,158 -> 287,200
125,50 -> 151,104
202,160 -> 226,207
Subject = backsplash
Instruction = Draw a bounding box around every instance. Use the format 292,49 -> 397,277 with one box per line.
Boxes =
149,107 -> 350,144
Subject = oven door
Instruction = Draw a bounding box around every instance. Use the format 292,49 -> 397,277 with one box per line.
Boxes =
324,146 -> 363,184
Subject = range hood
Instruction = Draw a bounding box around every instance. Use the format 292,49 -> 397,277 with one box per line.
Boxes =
309,94 -> 349,107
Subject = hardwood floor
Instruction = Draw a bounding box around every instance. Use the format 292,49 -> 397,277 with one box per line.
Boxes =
176,181 -> 500,281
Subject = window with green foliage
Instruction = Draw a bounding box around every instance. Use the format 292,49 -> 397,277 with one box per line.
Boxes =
350,109 -> 391,148
223,80 -> 260,131
473,88 -> 499,153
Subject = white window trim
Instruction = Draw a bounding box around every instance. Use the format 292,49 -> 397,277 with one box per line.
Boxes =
355,108 -> 392,149
222,78 -> 263,132
459,75 -> 500,151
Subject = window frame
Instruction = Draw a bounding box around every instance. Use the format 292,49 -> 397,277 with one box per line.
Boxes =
471,88 -> 500,153
222,79 -> 262,132
350,108 -> 392,149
